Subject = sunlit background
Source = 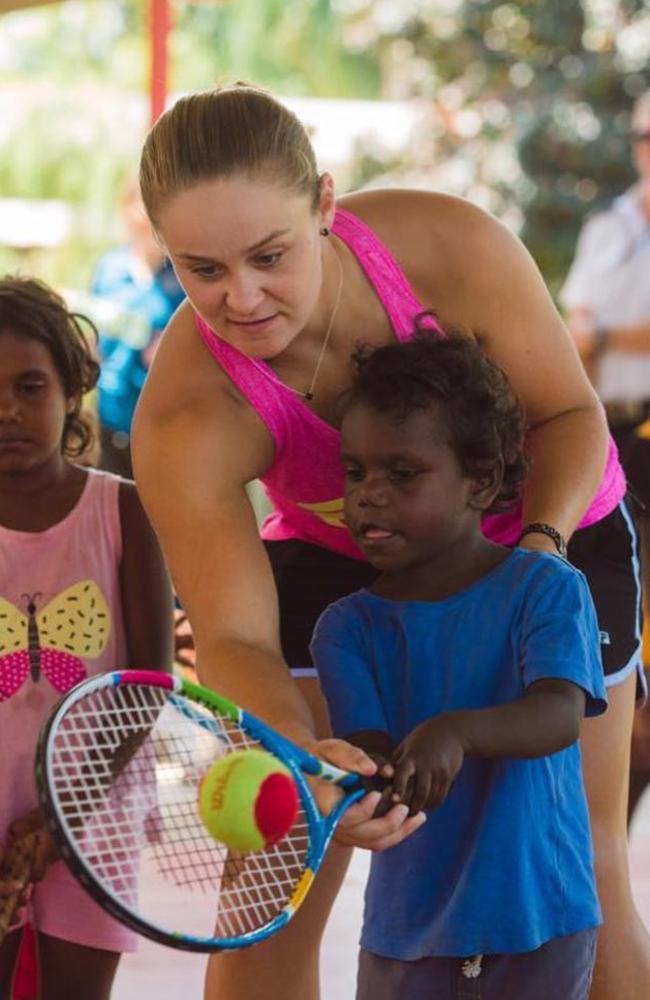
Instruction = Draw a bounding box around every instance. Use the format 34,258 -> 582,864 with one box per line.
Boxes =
1,0 -> 649,298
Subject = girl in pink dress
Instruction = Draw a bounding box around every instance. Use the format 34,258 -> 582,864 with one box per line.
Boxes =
0,277 -> 173,1000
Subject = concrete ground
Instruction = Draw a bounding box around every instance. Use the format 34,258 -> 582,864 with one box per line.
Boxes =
113,789 -> 650,999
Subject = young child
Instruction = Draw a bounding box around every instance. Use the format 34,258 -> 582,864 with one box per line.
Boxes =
310,330 -> 606,1000
0,276 -> 174,1000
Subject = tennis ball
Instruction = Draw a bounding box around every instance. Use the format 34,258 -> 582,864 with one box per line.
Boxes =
198,748 -> 299,853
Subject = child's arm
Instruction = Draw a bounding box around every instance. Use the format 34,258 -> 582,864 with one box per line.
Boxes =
390,678 -> 585,815
119,480 -> 174,672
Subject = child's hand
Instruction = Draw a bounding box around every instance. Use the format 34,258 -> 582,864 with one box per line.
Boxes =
364,754 -> 397,818
389,715 -> 465,814
9,809 -> 58,881
0,869 -> 26,899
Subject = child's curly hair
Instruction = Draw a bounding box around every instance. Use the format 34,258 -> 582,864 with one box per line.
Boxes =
346,315 -> 528,513
0,276 -> 100,459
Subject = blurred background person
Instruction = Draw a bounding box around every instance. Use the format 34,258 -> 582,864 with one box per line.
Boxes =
91,175 -> 184,478
561,89 -> 650,826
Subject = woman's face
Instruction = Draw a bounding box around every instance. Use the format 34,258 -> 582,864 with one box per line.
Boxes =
155,175 -> 331,359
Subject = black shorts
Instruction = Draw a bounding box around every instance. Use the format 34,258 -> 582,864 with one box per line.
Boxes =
264,539 -> 378,677
266,499 -> 643,693
568,499 -> 643,694
623,422 -> 650,515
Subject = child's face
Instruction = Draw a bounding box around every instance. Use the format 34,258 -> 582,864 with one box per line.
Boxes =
341,402 -> 493,574
0,330 -> 75,476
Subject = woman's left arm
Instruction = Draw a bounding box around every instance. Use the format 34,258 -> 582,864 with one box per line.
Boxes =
444,203 -> 608,549
118,480 -> 175,672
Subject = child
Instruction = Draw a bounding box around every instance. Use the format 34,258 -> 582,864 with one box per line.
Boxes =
0,276 -> 174,1000
310,330 -> 606,1000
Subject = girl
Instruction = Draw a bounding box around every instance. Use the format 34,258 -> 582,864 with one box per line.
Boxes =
0,276 -> 174,1000
131,84 -> 648,1000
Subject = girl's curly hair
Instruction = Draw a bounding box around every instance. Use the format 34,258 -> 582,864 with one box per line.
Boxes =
346,314 -> 528,513
0,276 -> 100,459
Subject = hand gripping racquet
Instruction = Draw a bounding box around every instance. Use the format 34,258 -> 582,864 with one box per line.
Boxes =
35,670 -> 370,952
0,831 -> 37,944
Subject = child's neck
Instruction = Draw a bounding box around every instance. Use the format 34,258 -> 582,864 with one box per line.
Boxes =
0,457 -> 88,533
370,537 -> 511,603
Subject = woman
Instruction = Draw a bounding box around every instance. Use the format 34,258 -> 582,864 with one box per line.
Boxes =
132,84 -> 650,1000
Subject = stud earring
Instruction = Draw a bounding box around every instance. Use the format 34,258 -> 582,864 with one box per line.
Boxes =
320,226 -> 330,237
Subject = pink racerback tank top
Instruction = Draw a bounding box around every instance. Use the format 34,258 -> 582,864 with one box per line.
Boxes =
195,207 -> 626,560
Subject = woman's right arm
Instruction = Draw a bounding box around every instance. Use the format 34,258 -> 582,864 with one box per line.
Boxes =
132,305 -> 420,849
131,303 -> 316,745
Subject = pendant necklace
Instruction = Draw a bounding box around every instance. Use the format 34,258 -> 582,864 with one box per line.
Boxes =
263,237 -> 344,402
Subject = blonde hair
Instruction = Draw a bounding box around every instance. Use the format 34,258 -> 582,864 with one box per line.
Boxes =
139,83 -> 321,226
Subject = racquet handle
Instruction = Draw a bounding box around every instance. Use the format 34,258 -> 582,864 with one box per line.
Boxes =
0,831 -> 37,944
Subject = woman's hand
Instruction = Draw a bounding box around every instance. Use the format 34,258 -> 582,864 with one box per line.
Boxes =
389,716 -> 465,815
310,738 -> 426,850
308,737 -> 378,815
334,793 -> 426,851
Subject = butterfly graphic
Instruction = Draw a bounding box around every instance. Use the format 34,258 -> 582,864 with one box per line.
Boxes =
0,580 -> 111,701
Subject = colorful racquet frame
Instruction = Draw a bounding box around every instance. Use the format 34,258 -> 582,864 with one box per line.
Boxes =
35,670 -> 368,952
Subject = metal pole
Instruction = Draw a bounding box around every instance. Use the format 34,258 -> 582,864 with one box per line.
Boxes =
150,0 -> 170,125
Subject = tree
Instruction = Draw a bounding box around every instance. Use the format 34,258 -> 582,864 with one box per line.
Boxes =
345,0 -> 650,293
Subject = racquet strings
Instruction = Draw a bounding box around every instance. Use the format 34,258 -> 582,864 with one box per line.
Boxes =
45,683 -> 310,940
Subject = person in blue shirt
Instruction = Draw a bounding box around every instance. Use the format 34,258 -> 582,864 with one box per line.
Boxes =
91,177 -> 184,477
310,326 -> 607,1000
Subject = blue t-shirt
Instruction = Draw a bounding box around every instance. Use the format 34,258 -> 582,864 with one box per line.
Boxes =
310,549 -> 606,959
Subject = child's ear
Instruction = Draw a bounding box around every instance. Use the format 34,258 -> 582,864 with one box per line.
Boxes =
467,459 -> 504,511
66,397 -> 77,415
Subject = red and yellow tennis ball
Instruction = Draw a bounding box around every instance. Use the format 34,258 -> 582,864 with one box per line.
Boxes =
198,748 -> 299,853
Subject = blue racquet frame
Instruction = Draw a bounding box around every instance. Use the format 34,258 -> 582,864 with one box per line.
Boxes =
36,669 -> 368,952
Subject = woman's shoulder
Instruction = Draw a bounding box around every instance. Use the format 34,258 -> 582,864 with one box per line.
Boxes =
337,188 -> 518,319
132,302 -> 275,483
339,187 -> 500,243
138,300 -> 246,416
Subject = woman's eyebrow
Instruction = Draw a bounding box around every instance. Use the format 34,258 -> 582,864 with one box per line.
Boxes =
177,228 -> 291,264
246,228 -> 291,252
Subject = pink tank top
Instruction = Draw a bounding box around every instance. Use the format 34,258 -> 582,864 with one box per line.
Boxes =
0,468 -> 128,841
195,207 -> 626,560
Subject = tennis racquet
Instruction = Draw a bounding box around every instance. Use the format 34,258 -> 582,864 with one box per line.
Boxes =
0,831 -> 37,944
35,669 -> 372,952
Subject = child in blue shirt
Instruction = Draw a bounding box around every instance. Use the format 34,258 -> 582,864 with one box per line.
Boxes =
310,327 -> 606,1000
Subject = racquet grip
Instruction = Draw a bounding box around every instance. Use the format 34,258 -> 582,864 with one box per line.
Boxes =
0,831 -> 37,944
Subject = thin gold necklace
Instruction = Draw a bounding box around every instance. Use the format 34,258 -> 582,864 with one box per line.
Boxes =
292,242 -> 344,401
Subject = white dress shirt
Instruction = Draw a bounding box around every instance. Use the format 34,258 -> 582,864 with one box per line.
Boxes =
561,185 -> 650,403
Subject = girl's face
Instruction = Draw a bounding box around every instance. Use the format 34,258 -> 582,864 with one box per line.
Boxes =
341,402 -> 495,576
155,174 -> 333,359
0,330 -> 74,476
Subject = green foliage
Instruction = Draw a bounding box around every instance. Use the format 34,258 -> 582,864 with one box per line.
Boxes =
174,0 -> 379,96
0,0 -> 380,288
345,0 -> 650,295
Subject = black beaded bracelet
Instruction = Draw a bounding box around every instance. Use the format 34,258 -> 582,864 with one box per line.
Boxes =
518,522 -> 568,559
